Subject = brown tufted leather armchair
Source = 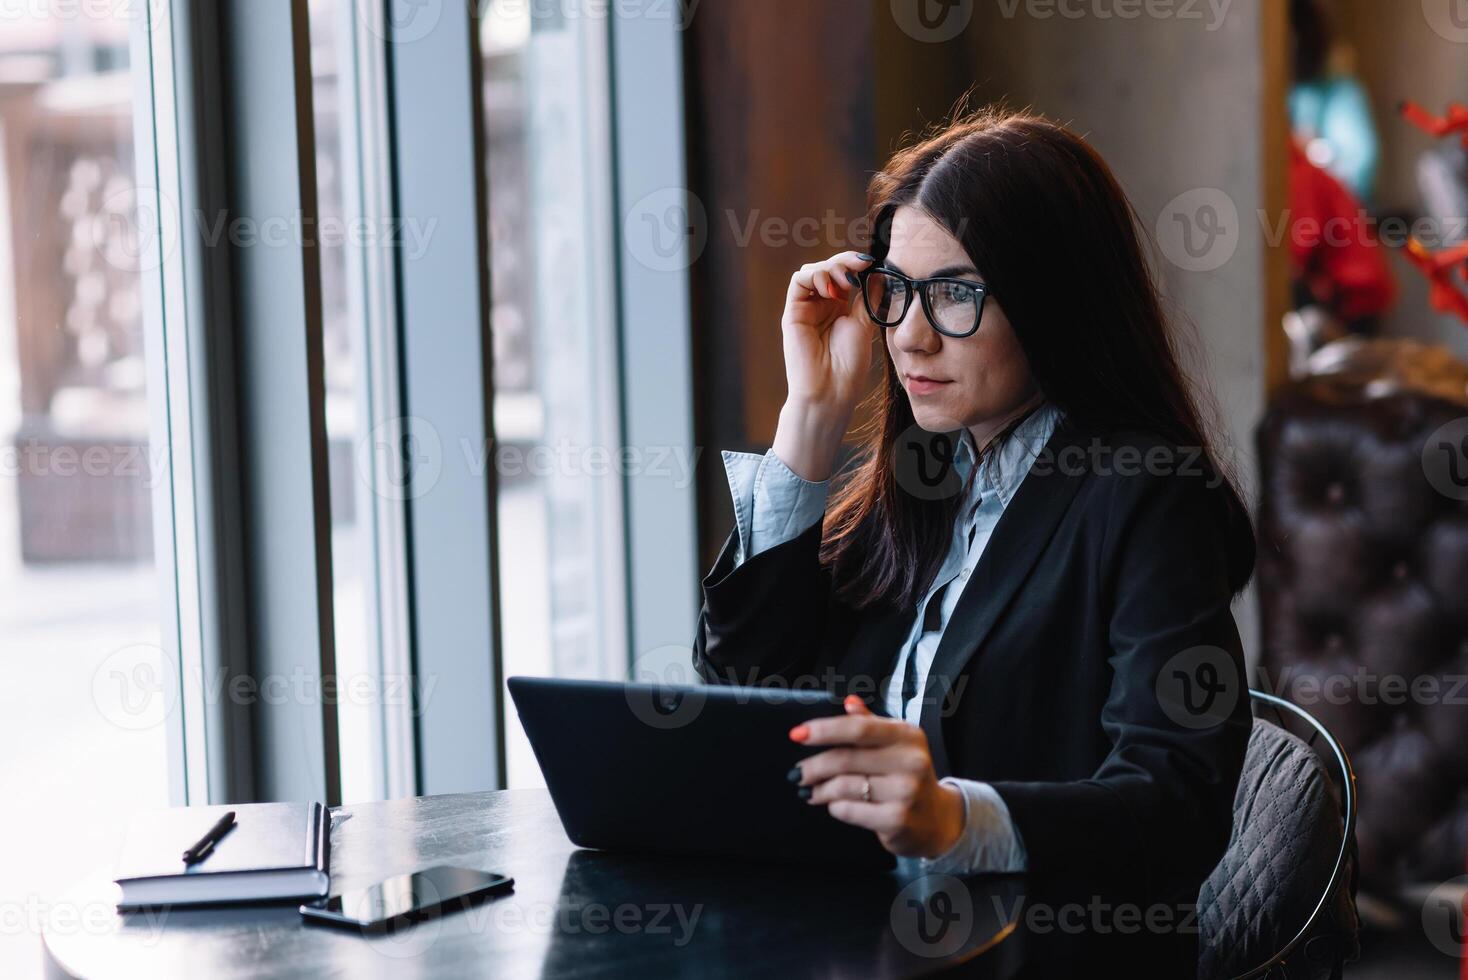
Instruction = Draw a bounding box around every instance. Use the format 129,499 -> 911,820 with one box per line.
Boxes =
1255,340 -> 1468,893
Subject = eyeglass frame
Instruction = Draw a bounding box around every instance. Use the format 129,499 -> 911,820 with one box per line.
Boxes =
856,265 -> 989,339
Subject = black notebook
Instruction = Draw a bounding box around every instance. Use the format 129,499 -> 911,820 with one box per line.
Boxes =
114,802 -> 330,909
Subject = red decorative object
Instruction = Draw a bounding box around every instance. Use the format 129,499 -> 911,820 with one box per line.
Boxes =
1403,239 -> 1468,326
1287,140 -> 1397,320
1399,100 -> 1468,148
1395,99 -> 1468,326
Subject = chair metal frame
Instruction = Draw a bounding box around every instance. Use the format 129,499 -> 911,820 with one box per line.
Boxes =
1228,690 -> 1359,980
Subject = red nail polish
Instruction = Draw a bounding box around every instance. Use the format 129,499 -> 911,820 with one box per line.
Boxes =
789,725 -> 810,743
844,695 -> 863,709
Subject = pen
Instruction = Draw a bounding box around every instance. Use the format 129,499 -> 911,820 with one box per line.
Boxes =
182,811 -> 236,865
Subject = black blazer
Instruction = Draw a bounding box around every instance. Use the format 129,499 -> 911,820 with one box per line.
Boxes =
693,421 -> 1253,913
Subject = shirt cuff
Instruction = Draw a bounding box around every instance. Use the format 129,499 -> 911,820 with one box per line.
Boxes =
721,449 -> 829,567
921,778 -> 1028,875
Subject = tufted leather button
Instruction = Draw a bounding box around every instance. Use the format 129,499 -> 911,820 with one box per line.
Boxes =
1325,482 -> 1346,505
1392,560 -> 1410,581
1323,632 -> 1344,653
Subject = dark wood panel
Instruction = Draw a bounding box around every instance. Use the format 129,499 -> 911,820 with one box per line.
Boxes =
683,0 -> 877,568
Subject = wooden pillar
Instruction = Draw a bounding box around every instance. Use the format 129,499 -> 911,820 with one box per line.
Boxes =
683,0 -> 876,566
1261,0 -> 1293,395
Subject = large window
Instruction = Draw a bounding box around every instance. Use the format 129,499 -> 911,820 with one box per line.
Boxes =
2,9 -> 698,965
0,7 -> 184,972
481,2 -> 630,788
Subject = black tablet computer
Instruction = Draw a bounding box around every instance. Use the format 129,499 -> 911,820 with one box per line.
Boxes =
507,676 -> 896,870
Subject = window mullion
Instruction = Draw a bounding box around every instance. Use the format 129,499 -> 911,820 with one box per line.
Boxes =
220,0 -> 341,805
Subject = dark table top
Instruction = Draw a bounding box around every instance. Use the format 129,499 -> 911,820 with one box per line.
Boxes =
43,789 -> 1031,979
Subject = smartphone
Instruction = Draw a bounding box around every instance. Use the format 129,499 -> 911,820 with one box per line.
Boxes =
300,865 -> 514,932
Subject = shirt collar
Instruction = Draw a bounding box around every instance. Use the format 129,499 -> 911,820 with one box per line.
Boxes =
952,401 -> 1065,509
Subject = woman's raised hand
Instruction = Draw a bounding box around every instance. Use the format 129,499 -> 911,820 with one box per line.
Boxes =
771,252 -> 878,482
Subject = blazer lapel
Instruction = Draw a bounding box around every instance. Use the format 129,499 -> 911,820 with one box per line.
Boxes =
840,606 -> 912,718
918,423 -> 1093,776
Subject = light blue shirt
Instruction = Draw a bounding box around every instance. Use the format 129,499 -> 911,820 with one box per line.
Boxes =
720,401 -> 1064,875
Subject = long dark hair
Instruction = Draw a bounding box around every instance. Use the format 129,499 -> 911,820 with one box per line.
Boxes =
820,105 -> 1255,611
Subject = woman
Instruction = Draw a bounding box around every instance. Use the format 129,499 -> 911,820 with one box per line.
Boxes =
692,107 -> 1255,969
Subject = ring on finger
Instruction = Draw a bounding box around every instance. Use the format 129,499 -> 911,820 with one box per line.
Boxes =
861,777 -> 872,803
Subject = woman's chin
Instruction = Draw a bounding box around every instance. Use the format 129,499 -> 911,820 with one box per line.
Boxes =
909,405 -> 968,434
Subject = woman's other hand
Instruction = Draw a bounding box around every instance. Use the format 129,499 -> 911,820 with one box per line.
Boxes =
788,695 -> 965,859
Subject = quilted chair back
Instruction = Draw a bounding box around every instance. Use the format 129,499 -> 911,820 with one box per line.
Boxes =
1197,710 -> 1358,979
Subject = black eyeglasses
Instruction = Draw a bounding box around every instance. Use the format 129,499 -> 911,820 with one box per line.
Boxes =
857,266 -> 988,339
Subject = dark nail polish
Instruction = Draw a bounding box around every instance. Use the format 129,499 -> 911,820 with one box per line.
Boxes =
797,786 -> 813,801
786,765 -> 802,784
845,271 -> 860,287
857,253 -> 876,262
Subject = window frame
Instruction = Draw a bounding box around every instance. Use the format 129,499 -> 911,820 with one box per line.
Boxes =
384,0 -> 505,794
214,0 -> 342,805
133,0 -> 238,806
334,0 -> 419,804
609,3 -> 701,683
